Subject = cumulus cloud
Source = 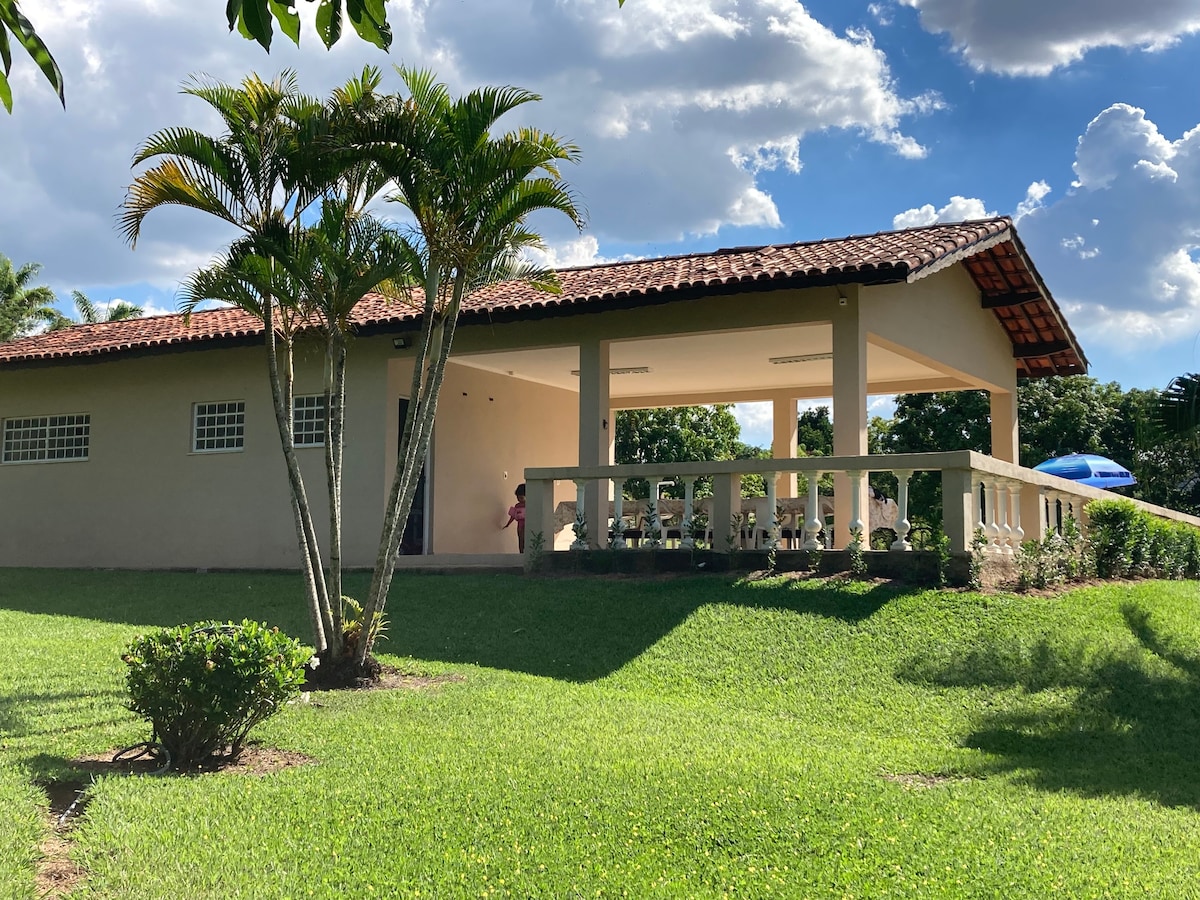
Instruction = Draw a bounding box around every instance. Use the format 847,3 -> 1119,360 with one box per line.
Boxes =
0,0 -> 935,298
892,195 -> 994,229
1014,181 -> 1052,221
899,0 -> 1200,74
1019,104 -> 1200,351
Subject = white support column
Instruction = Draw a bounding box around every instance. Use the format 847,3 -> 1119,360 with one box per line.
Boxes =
612,480 -> 626,549
803,473 -> 824,551
578,339 -> 611,549
832,285 -> 868,549
989,389 -> 1020,465
772,394 -> 799,500
891,469 -> 912,551
680,479 -> 696,550
571,479 -> 588,550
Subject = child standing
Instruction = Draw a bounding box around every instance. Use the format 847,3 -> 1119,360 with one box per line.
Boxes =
502,483 -> 527,552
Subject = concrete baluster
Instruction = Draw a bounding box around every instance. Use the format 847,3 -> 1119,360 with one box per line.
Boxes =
891,469 -> 913,551
803,472 -> 823,551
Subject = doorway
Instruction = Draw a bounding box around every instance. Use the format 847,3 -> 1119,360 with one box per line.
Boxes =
397,398 -> 429,555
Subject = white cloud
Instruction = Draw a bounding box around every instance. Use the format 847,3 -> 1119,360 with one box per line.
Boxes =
892,195 -> 994,229
899,0 -> 1200,75
1019,104 -> 1200,352
732,401 -> 774,449
1014,181 -> 1052,221
0,0 -> 937,296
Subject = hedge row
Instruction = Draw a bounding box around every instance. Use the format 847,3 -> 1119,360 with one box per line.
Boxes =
1086,498 -> 1200,580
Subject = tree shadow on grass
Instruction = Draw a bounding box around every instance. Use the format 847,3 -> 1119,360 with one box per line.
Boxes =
898,602 -> 1200,809
382,574 -> 913,681
1,568 -> 911,684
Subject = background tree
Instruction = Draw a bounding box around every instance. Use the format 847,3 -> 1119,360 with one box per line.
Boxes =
69,290 -> 143,324
0,255 -> 67,339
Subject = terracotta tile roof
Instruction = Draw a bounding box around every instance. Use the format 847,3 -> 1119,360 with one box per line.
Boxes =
0,217 -> 1085,376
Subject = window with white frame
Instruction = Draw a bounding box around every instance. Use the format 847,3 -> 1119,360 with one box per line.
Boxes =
293,394 -> 325,447
2,414 -> 90,464
193,401 -> 245,452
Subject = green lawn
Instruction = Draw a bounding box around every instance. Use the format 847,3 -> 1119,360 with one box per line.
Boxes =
2,569 -> 1199,898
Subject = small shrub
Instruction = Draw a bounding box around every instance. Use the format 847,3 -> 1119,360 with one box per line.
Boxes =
123,620 -> 309,770
1088,499 -> 1141,578
847,527 -> 868,578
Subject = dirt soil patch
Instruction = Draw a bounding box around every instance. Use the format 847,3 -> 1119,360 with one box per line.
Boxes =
881,771 -> 976,789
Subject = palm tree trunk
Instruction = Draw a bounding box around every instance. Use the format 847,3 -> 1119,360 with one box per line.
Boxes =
263,296 -> 334,651
358,272 -> 464,665
324,322 -> 347,654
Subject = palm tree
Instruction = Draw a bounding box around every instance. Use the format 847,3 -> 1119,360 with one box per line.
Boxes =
352,67 -> 586,664
0,255 -> 68,340
122,71 -> 337,653
69,290 -> 143,324
1157,373 -> 1200,443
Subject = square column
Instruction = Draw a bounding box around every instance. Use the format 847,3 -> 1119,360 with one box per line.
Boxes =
832,288 -> 868,548
772,394 -> 798,498
578,339 -> 611,548
990,389 -> 1019,465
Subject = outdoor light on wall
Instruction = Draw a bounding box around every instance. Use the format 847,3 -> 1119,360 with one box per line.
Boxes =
392,336 -> 409,350
768,353 -> 833,365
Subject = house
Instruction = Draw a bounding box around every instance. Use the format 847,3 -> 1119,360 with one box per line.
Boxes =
5,217 -> 1155,571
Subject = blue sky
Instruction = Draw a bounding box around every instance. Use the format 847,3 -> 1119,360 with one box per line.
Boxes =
4,0 -> 1200,448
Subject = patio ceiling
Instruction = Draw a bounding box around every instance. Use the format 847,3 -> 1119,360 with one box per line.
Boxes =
450,322 -> 963,406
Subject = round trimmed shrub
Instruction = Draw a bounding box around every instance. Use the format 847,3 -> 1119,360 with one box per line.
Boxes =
123,620 -> 309,770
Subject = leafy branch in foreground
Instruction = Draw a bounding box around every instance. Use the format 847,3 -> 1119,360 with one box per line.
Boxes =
0,0 -> 64,112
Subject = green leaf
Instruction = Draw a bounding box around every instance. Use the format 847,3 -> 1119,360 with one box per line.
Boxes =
345,0 -> 391,50
315,0 -> 344,49
239,0 -> 274,50
225,0 -> 244,31
0,69 -> 11,114
268,0 -> 301,46
0,0 -> 64,108
0,18 -> 11,73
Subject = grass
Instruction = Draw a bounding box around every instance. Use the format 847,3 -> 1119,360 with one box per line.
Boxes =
2,568 -> 1200,897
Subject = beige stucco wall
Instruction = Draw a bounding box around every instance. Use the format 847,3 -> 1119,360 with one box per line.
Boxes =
0,336 -> 580,568
861,267 -> 1018,394
0,340 -> 391,569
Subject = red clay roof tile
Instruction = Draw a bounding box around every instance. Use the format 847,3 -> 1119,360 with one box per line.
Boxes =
0,217 -> 1085,376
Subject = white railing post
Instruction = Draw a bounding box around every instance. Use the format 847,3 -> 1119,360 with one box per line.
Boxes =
803,472 -> 824,551
847,470 -> 864,550
612,479 -> 626,549
891,469 -> 913,551
571,479 -> 588,550
764,473 -> 779,550
1009,483 -> 1024,548
985,480 -> 1002,553
996,479 -> 1013,555
680,478 -> 697,550
973,475 -> 986,537
644,475 -> 663,549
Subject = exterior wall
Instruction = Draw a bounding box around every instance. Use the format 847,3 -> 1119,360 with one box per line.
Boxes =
434,363 -> 579,553
0,341 -> 390,569
860,267 -> 1018,394
385,357 -> 579,555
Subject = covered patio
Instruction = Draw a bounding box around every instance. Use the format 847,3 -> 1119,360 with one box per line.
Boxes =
428,216 -> 1188,561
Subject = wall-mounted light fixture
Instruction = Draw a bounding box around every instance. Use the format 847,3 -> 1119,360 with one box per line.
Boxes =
768,353 -> 833,365
569,366 -> 652,376
392,336 -> 409,350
